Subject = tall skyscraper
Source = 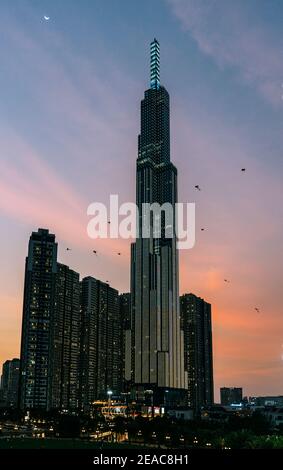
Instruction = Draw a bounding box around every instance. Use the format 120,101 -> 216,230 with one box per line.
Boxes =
80,277 -> 122,409
0,358 -> 20,408
51,263 -> 80,410
19,229 -> 58,410
220,387 -> 243,406
180,293 -> 214,414
131,39 -> 186,403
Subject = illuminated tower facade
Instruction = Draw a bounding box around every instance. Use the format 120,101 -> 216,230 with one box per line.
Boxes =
131,40 -> 186,402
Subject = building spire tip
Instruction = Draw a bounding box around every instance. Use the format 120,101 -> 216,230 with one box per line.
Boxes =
150,38 -> 160,89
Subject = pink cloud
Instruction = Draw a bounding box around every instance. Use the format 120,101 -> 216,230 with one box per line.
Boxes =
173,101 -> 283,398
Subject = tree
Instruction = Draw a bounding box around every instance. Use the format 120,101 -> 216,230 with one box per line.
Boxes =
113,416 -> 127,441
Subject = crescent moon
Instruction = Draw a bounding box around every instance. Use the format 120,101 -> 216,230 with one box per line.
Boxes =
44,16 -> 50,21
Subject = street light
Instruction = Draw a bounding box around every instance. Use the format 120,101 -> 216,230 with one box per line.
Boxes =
164,390 -> 169,411
145,389 -> 154,417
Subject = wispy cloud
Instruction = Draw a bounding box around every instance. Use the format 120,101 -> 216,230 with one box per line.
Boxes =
0,9 -> 137,248
0,10 -> 138,199
167,0 -> 283,106
0,9 -> 134,336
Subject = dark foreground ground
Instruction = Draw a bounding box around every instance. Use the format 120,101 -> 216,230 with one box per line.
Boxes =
0,438 -> 140,449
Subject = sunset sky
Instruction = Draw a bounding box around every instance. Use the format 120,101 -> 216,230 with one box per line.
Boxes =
0,0 -> 283,401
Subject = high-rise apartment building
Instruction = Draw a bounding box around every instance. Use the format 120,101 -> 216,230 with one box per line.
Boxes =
180,293 -> 214,414
80,277 -> 121,409
51,263 -> 80,410
19,229 -> 81,411
19,229 -> 58,410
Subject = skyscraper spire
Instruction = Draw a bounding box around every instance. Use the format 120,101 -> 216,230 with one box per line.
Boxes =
150,38 -> 160,89
131,40 -> 187,403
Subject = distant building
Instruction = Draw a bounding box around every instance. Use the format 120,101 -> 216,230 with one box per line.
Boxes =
19,229 -> 58,410
263,408 -> 283,428
167,408 -> 194,421
251,396 -> 283,407
220,387 -> 243,406
0,359 -> 20,408
180,293 -> 214,414
201,404 -> 231,422
80,277 -> 122,409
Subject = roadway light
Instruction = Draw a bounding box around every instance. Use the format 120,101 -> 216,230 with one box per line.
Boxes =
107,390 -> 113,417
